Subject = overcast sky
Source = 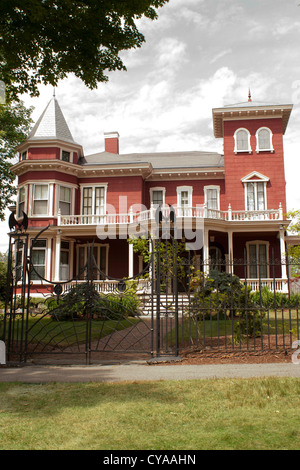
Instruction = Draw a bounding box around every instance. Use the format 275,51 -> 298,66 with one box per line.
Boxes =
1,0 -> 300,251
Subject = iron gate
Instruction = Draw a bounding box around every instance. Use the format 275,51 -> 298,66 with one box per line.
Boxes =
2,226 -> 159,364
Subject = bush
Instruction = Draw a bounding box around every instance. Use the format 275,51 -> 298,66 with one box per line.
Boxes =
250,286 -> 300,309
48,282 -> 141,321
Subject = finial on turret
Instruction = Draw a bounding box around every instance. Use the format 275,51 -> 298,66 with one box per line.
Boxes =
248,88 -> 252,102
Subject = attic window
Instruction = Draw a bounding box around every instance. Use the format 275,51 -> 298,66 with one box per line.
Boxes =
61,150 -> 70,162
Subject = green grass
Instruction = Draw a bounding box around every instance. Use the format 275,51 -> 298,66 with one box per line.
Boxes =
0,378 -> 299,450
1,316 -> 140,347
175,310 -> 300,344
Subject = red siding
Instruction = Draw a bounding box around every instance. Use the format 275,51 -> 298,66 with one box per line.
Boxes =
145,180 -> 226,210
28,147 -> 60,160
19,171 -> 78,185
223,118 -> 286,215
79,176 -> 144,213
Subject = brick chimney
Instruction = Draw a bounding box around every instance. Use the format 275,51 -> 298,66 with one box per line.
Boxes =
104,132 -> 119,154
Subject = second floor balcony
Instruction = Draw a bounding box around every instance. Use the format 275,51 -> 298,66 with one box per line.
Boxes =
57,203 -> 284,227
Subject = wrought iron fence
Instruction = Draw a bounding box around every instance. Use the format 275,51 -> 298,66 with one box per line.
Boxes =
1,222 -> 300,363
154,252 -> 300,356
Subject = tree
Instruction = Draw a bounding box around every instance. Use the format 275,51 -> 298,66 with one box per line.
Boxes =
0,100 -> 33,220
0,0 -> 169,99
287,209 -> 300,275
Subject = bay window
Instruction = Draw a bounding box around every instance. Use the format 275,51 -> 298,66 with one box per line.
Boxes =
59,186 -> 71,215
33,184 -> 48,216
17,186 -> 26,218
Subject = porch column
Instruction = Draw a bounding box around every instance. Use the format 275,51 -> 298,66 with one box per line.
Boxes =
228,230 -> 233,274
203,227 -> 209,275
128,241 -> 134,278
54,231 -> 61,282
279,227 -> 287,279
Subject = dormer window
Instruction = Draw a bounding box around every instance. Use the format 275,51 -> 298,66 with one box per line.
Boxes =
234,128 -> 251,154
256,127 -> 274,153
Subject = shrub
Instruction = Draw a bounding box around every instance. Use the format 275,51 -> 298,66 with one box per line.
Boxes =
48,282 -> 141,321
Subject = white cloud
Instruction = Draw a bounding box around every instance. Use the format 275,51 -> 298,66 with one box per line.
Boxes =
210,49 -> 232,65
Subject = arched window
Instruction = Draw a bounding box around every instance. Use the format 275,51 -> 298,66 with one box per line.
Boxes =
256,127 -> 274,152
234,128 -> 251,153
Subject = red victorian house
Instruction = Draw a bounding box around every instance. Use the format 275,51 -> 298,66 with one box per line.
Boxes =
11,93 -> 293,294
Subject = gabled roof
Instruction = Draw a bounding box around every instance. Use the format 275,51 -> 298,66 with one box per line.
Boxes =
27,96 -> 76,144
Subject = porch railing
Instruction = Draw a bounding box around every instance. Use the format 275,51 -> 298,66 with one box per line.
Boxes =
58,204 -> 283,226
59,277 -> 288,294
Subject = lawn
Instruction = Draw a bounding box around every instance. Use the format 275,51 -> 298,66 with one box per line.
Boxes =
172,309 -> 300,347
1,315 -> 140,348
0,378 -> 299,450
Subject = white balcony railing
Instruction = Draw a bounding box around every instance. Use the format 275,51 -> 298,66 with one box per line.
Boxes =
59,278 -> 288,294
58,204 -> 283,227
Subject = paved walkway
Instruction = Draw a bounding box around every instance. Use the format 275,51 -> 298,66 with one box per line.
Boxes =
1,360 -> 300,383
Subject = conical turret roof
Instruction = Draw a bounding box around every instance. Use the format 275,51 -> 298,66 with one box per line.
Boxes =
28,96 -> 75,144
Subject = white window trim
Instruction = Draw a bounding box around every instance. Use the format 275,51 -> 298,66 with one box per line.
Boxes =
30,238 -> 51,283
17,184 -> 28,218
56,184 -> 74,216
234,128 -> 252,154
80,183 -> 108,215
60,240 -> 70,281
255,127 -> 274,153
150,187 -> 166,207
176,186 -> 193,207
31,183 -> 50,217
61,149 -> 73,163
204,185 -> 220,211
246,240 -> 270,278
243,181 -> 268,211
76,243 -> 109,278
242,172 -> 269,211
